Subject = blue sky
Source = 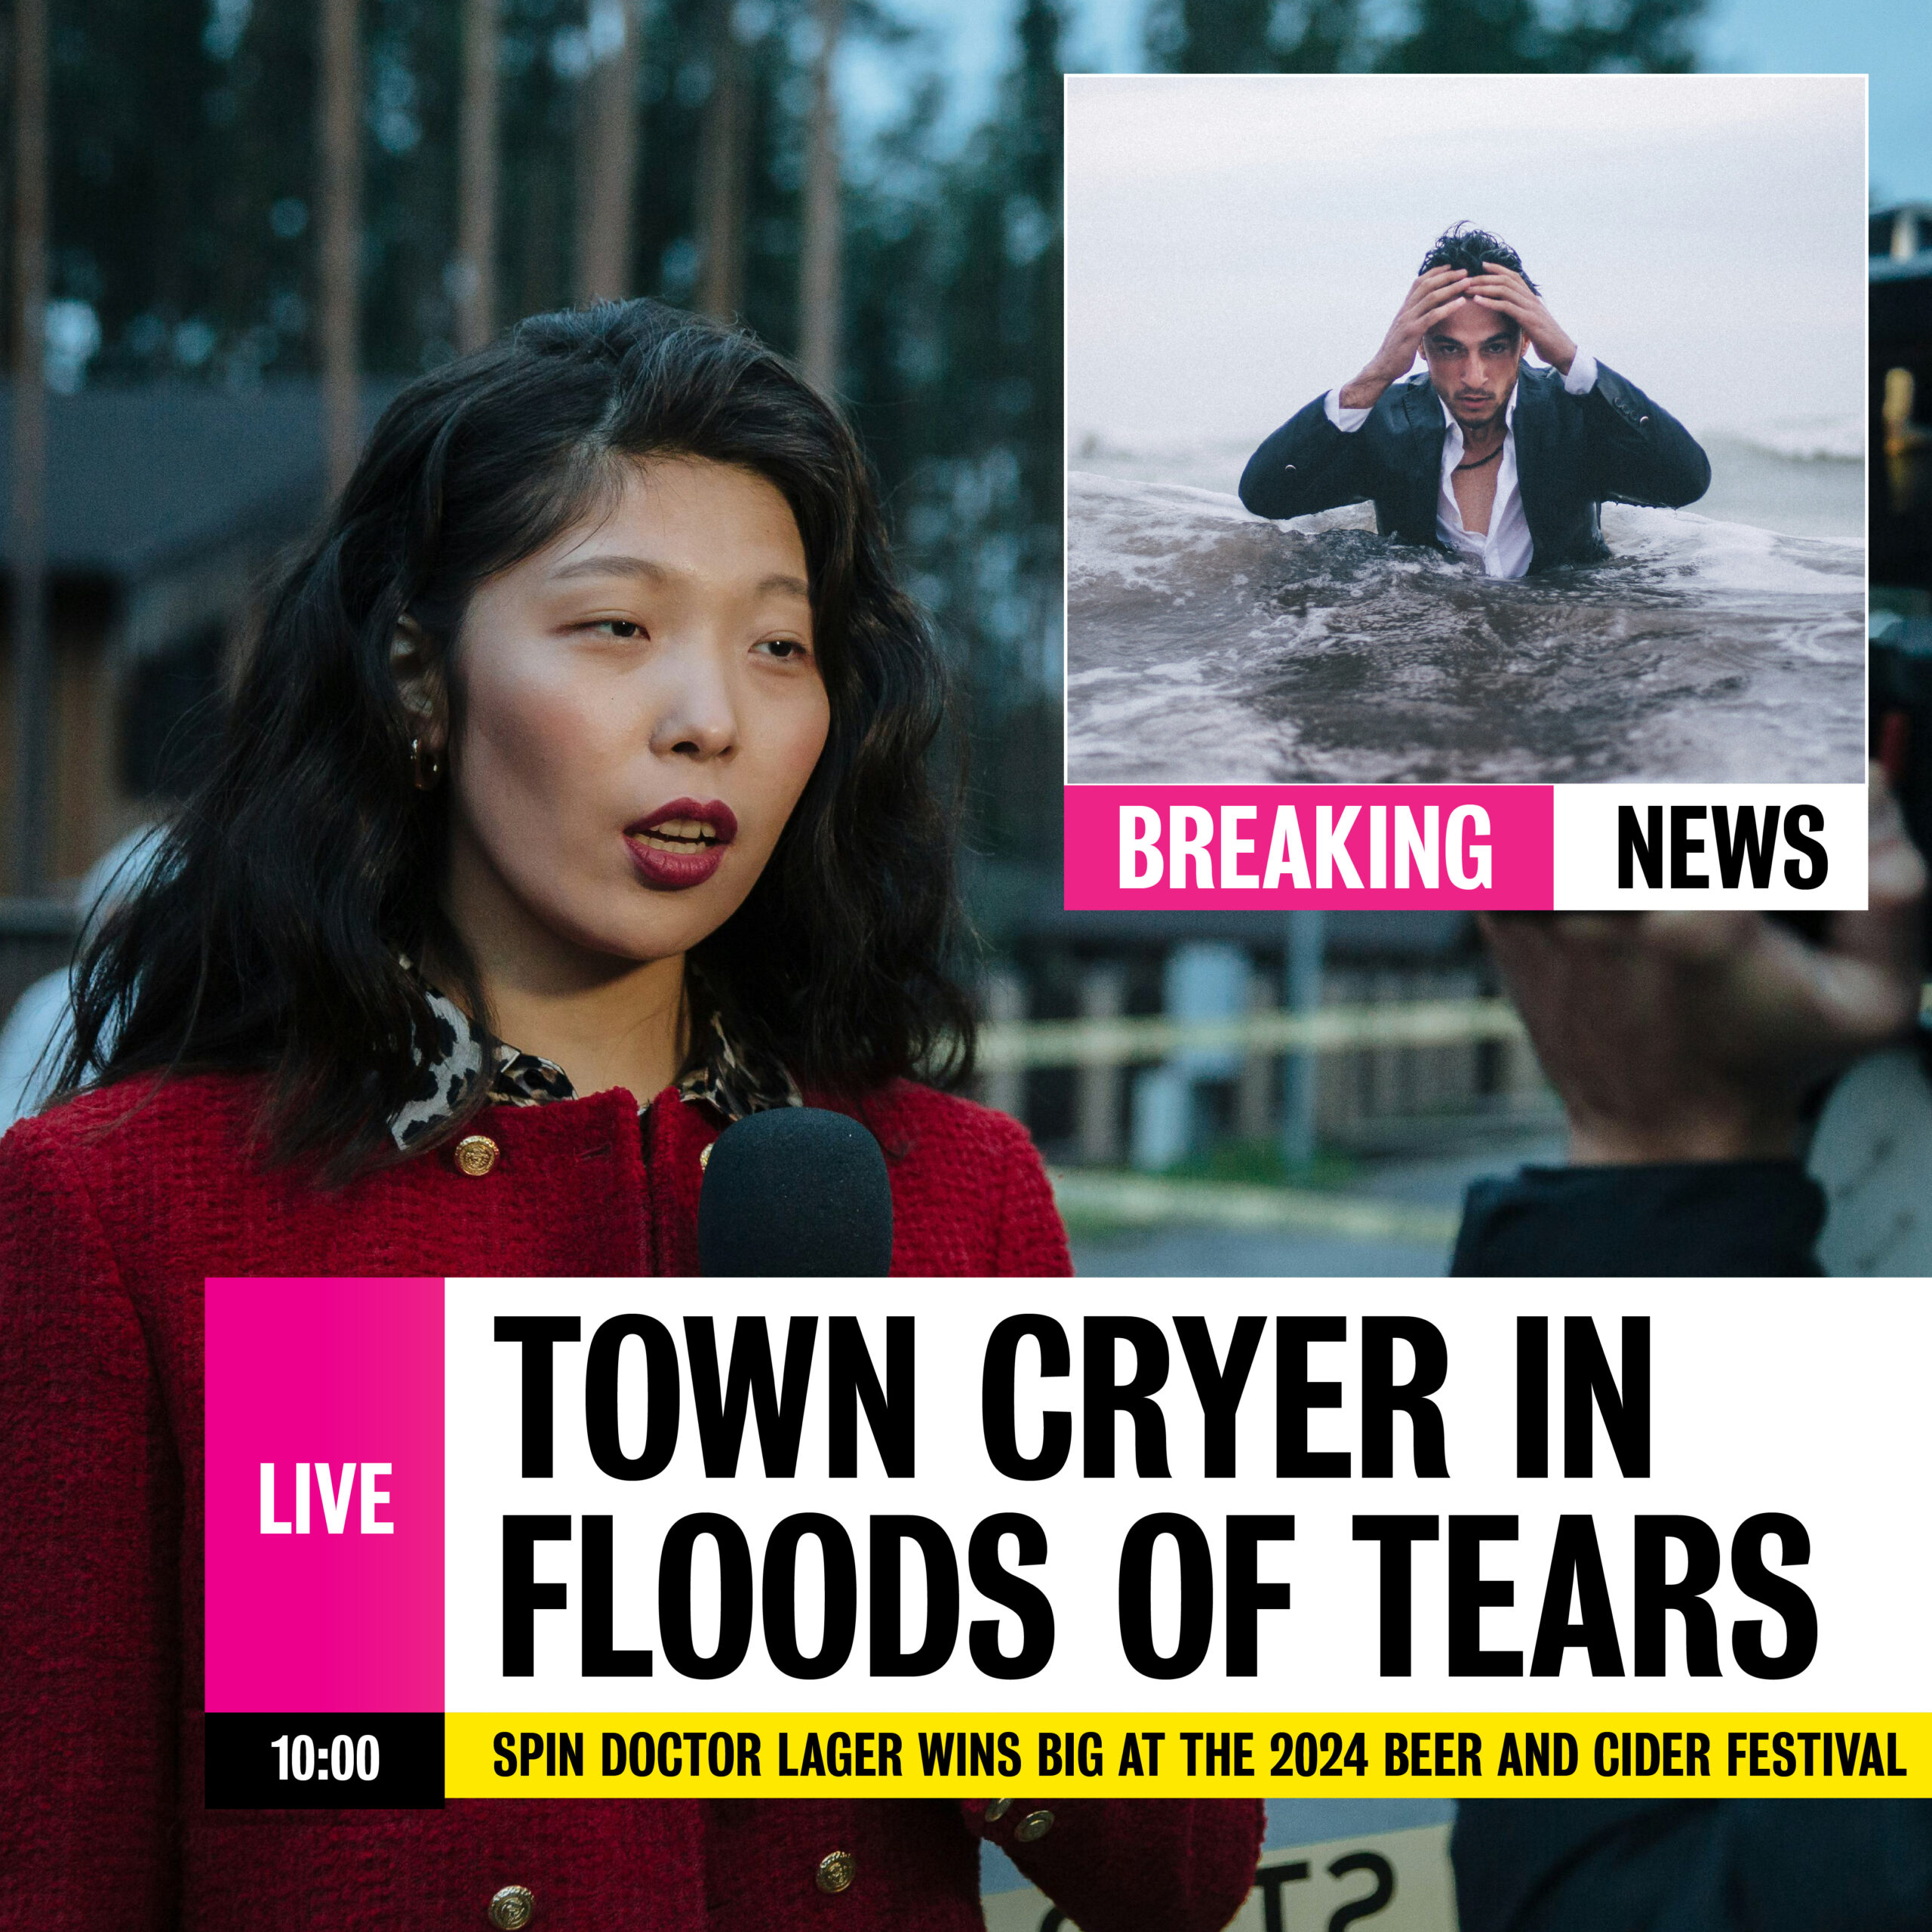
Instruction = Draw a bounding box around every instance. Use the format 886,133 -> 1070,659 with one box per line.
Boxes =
863,0 -> 1929,202
1698,0 -> 1928,202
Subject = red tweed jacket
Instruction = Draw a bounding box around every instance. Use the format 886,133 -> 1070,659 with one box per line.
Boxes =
0,1072 -> 1263,1932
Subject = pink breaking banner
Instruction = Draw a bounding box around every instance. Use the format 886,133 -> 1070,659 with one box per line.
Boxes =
1063,785 -> 1556,910
205,1276 -> 445,1714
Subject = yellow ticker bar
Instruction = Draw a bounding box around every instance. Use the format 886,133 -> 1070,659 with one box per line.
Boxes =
445,1712 -> 1932,1799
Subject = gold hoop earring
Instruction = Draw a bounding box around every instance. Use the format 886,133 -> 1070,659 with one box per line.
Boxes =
411,737 -> 445,791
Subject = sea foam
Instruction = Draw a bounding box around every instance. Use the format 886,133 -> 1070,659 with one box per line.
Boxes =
1066,472 -> 1865,787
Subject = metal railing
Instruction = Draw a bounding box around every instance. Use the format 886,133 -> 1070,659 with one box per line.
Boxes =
976,996 -> 1527,1072
1047,1168 -> 1461,1245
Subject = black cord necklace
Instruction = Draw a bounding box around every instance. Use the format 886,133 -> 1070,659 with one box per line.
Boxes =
1454,444 -> 1504,474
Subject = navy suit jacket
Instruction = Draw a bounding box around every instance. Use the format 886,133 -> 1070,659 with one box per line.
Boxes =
1237,361 -> 1711,572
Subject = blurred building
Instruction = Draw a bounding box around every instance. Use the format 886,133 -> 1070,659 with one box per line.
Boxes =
0,381 -> 395,897
971,891 -> 1545,1171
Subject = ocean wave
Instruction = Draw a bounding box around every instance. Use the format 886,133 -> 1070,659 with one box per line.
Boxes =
1066,472 -> 1866,787
1703,417 -> 1864,463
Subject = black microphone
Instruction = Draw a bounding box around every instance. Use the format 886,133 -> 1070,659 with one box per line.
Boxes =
697,1106 -> 894,1276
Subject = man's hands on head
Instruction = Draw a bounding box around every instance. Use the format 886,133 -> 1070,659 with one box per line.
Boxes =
1340,263 -> 1577,411
1339,266 -> 1471,410
1462,264 -> 1578,377
1479,771 -> 1926,1166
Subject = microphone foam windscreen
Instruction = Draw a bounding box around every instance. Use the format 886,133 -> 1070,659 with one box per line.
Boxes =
697,1106 -> 894,1276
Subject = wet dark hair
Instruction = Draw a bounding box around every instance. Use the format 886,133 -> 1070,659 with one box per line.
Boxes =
57,300 -> 975,1180
1420,222 -> 1538,291
1419,223 -> 1539,338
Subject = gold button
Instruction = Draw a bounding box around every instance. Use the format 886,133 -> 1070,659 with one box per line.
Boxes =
488,1886 -> 534,1930
699,1142 -> 713,1171
983,1798 -> 1012,1821
815,1850 -> 856,1895
1014,1810 -> 1054,1844
454,1134 -> 499,1177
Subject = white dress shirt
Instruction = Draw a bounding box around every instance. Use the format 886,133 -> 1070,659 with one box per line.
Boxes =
1323,351 -> 1600,579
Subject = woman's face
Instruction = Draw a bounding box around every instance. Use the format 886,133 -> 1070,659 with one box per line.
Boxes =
430,456 -> 829,975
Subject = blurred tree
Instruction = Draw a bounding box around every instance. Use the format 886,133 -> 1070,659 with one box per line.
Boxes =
1537,0 -> 1704,72
220,0 -> 324,377
42,0 -> 240,373
574,0 -> 641,303
1143,0 -> 1703,72
318,0 -> 361,491
1143,0 -> 1275,71
1382,0 -> 1703,71
797,0 -> 844,393
454,0 -> 500,349
497,0 -> 577,335
844,0 -> 1066,865
693,2 -> 749,318
1380,0 -> 1551,69
11,0 -> 53,894
26,0 -> 1072,883
1277,0 -> 1363,70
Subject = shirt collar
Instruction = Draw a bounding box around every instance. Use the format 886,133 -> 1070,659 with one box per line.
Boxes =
389,969 -> 801,1152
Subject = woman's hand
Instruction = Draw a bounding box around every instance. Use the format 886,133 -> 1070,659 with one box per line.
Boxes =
1479,769 -> 1925,1164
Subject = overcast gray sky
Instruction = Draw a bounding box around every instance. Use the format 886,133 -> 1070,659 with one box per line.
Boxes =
1065,72 -> 1866,448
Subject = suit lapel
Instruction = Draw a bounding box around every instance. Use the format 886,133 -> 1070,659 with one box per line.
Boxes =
1512,367 -> 1552,558
1403,379 -> 1445,540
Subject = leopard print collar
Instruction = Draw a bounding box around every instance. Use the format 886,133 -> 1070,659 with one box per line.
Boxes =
389,971 -> 800,1152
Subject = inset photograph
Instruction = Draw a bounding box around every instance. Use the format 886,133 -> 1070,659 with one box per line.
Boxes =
1065,73 -> 1867,786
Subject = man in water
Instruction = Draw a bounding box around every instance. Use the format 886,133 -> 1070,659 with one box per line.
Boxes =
1238,223 -> 1710,576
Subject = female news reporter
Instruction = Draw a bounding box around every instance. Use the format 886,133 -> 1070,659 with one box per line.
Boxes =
0,303 -> 1260,1931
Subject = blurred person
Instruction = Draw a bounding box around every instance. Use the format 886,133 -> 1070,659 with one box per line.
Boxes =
0,823 -> 164,1130
1453,770 -> 1926,1275
1239,223 -> 1710,577
0,300 -> 1260,1931
1447,771 -> 1927,1928
1454,1798 -> 1932,1932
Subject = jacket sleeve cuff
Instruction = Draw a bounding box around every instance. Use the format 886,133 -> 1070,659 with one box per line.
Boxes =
1324,386 -> 1373,432
1451,1161 -> 1826,1276
963,1797 -> 1266,1932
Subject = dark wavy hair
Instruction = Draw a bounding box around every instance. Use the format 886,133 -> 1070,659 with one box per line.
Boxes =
57,300 -> 975,1180
1419,223 -> 1539,337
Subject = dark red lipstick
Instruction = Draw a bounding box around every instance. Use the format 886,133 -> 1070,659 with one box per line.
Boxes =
623,797 -> 738,891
